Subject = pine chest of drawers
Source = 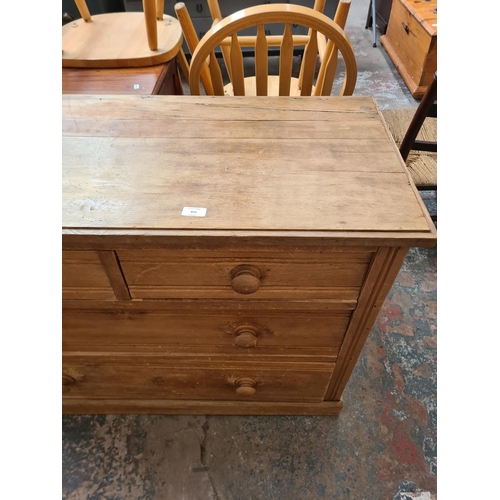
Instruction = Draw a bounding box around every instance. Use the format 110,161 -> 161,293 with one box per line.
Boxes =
62,95 -> 436,415
380,0 -> 437,99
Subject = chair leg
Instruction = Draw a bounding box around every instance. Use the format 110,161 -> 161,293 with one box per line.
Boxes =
177,51 -> 190,85
400,73 -> 437,161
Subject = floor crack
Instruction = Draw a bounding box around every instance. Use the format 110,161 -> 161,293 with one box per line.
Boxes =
200,416 -> 220,500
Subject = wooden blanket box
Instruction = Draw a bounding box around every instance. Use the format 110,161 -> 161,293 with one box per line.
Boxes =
380,0 -> 437,99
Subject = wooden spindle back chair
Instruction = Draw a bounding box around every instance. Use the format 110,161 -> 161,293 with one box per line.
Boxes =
184,3 -> 357,96
175,0 -> 352,93
204,0 -> 351,82
382,73 -> 437,219
62,0 -> 183,68
382,73 -> 437,191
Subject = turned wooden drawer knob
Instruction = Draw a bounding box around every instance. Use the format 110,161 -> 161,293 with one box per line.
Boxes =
231,265 -> 261,294
235,377 -> 257,396
233,325 -> 259,348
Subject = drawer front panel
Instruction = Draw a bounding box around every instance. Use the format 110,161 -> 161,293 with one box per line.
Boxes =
117,248 -> 374,299
385,0 -> 435,85
63,357 -> 333,402
63,305 -> 352,355
62,251 -> 115,300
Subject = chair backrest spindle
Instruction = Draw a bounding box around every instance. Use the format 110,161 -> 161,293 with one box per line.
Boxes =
230,33 -> 245,96
209,50 -> 225,94
255,24 -> 269,96
278,23 -> 294,96
299,28 -> 318,96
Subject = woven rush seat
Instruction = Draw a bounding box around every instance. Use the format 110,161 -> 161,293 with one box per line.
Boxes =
382,108 -> 437,189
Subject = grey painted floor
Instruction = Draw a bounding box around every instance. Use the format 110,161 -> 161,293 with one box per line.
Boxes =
62,1 -> 437,498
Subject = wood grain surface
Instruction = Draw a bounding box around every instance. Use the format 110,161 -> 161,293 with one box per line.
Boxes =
117,247 -> 373,299
63,303 -> 352,353
62,355 -> 334,402
62,251 -> 115,300
62,95 -> 434,235
62,13 -> 182,68
62,61 -> 181,95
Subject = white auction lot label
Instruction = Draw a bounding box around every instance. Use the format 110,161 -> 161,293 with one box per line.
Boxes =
181,207 -> 207,217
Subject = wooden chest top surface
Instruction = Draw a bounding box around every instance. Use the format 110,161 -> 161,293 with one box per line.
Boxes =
62,95 -> 435,244
62,64 -> 170,95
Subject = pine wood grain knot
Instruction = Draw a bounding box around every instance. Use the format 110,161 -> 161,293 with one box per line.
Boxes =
233,325 -> 259,348
234,377 -> 258,396
230,265 -> 261,295
62,374 -> 77,389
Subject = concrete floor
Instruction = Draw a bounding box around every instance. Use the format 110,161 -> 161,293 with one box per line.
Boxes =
62,1 -> 437,498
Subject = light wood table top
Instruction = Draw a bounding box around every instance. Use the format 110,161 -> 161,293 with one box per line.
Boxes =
62,95 -> 436,247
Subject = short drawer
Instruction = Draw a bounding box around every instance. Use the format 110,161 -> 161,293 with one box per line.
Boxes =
62,300 -> 354,357
62,251 -> 115,300
117,247 -> 374,300
62,355 -> 333,403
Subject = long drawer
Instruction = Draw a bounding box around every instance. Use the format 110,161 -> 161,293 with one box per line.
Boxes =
62,355 -> 334,403
117,248 -> 375,300
62,300 -> 354,357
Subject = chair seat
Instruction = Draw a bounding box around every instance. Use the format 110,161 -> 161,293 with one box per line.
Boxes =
224,76 -> 315,96
62,13 -> 183,68
382,108 -> 437,188
406,152 -> 437,188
